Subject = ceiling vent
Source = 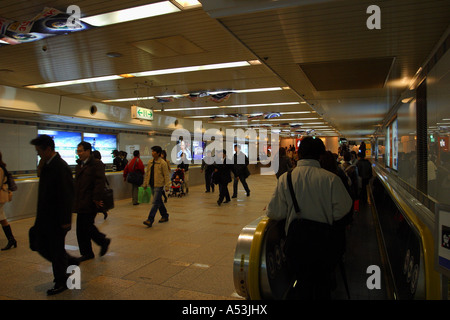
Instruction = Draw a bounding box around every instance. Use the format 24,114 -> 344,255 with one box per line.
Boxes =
299,57 -> 395,91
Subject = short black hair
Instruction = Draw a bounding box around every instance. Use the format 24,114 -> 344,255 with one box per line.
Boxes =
151,146 -> 162,155
92,150 -> 102,160
133,150 -> 140,157
298,136 -> 325,160
78,141 -> 92,153
30,134 -> 55,151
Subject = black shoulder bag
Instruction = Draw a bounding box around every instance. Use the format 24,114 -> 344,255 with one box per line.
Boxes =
101,178 -> 114,212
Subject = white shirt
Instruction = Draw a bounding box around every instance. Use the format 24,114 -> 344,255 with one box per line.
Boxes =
266,159 -> 353,234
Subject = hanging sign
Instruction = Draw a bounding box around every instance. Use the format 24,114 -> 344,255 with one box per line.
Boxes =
131,105 -> 153,121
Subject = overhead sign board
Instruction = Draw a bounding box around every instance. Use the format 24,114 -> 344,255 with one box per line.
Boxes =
131,105 -> 153,121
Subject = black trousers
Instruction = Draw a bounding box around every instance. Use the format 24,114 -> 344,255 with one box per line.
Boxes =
76,211 -> 107,257
37,228 -> 73,285
218,182 -> 230,203
232,176 -> 250,196
205,170 -> 214,192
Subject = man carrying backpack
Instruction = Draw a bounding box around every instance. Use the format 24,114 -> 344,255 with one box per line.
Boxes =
266,137 -> 352,299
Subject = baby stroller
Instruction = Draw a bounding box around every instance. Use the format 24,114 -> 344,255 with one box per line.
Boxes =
169,168 -> 185,197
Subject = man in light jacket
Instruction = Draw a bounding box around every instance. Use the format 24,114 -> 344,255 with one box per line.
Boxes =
142,146 -> 170,228
266,136 -> 352,299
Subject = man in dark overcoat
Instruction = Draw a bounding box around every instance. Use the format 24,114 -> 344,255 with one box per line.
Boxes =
74,141 -> 111,261
231,144 -> 251,198
30,134 -> 78,295
213,149 -> 233,206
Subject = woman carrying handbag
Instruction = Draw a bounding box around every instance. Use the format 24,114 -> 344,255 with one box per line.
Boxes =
0,151 -> 17,251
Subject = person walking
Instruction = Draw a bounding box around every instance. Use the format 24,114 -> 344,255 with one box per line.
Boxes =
142,146 -> 170,228
275,147 -> 292,179
177,153 -> 190,194
29,135 -> 78,295
201,150 -> 215,193
231,144 -> 250,198
0,151 -> 17,251
92,150 -> 109,219
123,150 -> 145,205
74,141 -> 111,262
266,137 -> 352,299
356,152 -> 373,204
214,149 -> 232,206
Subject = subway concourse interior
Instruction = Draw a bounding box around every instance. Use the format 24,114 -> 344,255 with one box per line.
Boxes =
1,0 -> 450,303
0,171 -> 386,301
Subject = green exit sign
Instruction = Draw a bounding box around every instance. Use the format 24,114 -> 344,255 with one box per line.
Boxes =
131,105 -> 153,121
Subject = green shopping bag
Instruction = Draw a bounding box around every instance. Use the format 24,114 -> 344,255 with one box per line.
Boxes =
138,187 -> 152,203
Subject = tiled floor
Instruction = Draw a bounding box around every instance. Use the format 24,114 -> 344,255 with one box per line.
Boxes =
0,174 -> 278,300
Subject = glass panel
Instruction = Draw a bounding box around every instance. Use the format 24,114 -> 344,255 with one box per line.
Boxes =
427,50 -> 450,205
397,100 -> 417,188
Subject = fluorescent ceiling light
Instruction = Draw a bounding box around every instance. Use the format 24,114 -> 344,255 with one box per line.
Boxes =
103,96 -> 155,103
280,111 -> 311,115
219,87 -> 283,94
155,101 -> 300,112
184,115 -> 216,118
226,102 -> 300,108
173,0 -> 202,9
25,75 -> 123,89
26,61 -> 251,89
132,61 -> 250,77
209,120 -> 249,123
81,1 -> 180,27
103,86 -> 284,103
156,106 -> 220,112
252,117 -> 319,122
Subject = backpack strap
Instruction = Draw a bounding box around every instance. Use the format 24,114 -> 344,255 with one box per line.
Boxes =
287,169 -> 300,214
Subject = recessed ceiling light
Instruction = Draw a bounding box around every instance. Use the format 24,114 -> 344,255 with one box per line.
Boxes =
248,60 -> 262,65
155,102 -> 300,112
103,86 -> 284,103
81,1 -> 180,27
26,61 -> 251,89
106,52 -> 123,58
173,0 -> 202,9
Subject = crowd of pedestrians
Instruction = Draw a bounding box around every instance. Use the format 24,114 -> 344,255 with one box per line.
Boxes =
0,136 -> 373,299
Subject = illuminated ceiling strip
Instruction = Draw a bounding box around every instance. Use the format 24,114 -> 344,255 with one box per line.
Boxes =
183,110 -> 312,119
104,96 -> 155,103
26,75 -> 123,89
80,1 -> 181,27
155,102 -> 300,112
159,106 -> 220,111
103,86 -> 286,103
252,117 -> 319,122
25,61 -> 251,89
173,0 -> 202,9
209,120 -> 249,123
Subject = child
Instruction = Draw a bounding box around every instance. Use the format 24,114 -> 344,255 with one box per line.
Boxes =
171,174 -> 183,197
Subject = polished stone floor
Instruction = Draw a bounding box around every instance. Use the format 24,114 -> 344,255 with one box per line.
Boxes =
0,174 -> 277,300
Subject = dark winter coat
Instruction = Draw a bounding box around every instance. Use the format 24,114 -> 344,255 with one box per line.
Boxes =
35,153 -> 74,232
74,155 -> 106,214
